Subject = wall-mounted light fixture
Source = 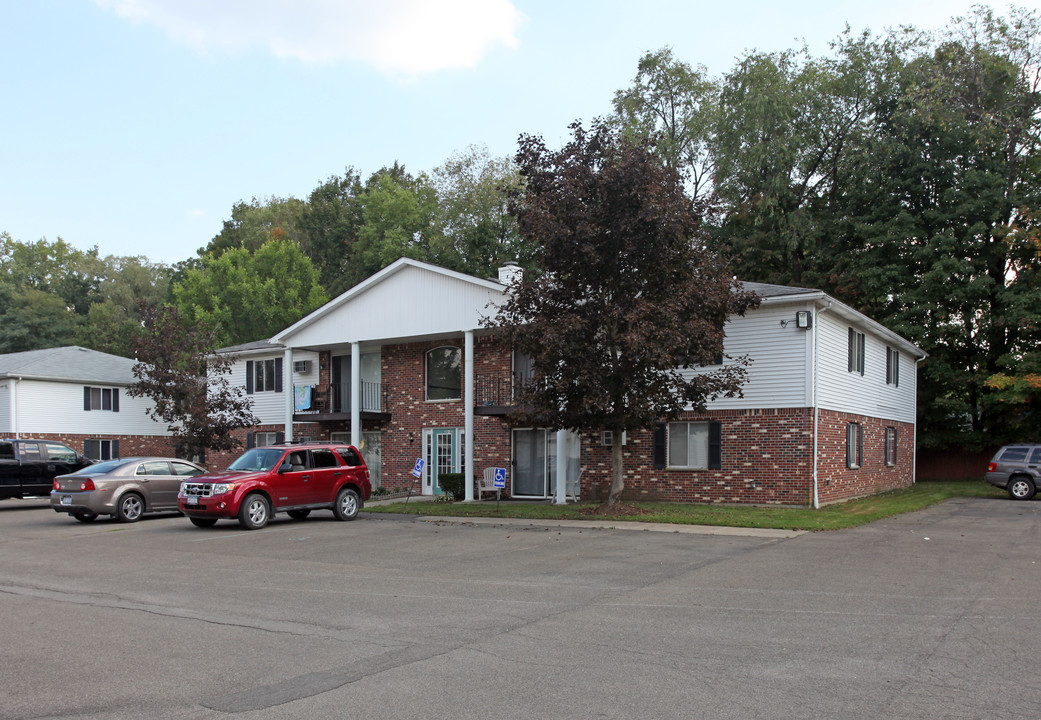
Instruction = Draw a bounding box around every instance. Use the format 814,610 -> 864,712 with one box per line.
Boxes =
407,431 -> 415,445
796,310 -> 813,329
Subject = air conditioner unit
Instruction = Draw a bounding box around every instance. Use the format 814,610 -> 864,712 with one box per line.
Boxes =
601,430 -> 627,446
292,360 -> 311,373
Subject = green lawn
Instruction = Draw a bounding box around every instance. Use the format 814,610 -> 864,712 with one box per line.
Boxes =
365,479 -> 1006,531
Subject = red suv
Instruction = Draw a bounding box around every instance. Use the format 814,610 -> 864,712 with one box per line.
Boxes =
178,443 -> 371,530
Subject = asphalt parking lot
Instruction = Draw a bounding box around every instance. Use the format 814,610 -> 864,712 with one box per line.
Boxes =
2,495 -> 1040,719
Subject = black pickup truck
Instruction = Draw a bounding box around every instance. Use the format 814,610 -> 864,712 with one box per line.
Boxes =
0,439 -> 94,499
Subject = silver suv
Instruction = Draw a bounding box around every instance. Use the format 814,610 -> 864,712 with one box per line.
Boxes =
986,444 -> 1041,500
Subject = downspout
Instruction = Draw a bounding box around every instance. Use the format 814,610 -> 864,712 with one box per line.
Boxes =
812,304 -> 831,509
913,356 -> 924,486
8,377 -> 20,439
464,331 -> 475,502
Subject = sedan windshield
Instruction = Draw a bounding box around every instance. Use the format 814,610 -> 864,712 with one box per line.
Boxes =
228,448 -> 285,472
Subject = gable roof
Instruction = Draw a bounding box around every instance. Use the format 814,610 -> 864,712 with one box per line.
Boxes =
0,346 -> 138,384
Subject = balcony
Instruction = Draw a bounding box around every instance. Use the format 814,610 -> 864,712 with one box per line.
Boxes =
474,372 -> 533,416
293,382 -> 391,423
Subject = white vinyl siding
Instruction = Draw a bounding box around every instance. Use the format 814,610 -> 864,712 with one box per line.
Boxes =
816,312 -> 917,424
682,303 -> 814,410
6,379 -> 167,435
284,264 -> 506,347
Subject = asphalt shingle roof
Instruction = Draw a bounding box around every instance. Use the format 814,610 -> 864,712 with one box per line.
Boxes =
0,346 -> 137,384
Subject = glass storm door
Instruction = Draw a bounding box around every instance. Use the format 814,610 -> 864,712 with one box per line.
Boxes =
423,428 -> 462,496
512,429 -> 557,498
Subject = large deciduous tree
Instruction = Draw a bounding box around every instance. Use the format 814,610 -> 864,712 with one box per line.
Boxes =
172,238 -> 328,348
489,121 -> 758,505
128,304 -> 257,460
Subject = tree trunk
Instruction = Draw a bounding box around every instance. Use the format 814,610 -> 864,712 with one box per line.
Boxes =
606,439 -> 625,505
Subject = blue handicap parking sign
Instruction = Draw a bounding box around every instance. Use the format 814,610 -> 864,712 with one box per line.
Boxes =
493,467 -> 506,488
411,458 -> 425,479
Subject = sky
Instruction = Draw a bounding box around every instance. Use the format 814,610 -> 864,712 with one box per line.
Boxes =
2,0 -> 1039,265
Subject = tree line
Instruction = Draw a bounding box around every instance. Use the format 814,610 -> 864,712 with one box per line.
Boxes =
2,5 -> 1038,451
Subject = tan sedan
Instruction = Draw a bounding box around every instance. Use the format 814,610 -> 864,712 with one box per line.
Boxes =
51,457 -> 205,523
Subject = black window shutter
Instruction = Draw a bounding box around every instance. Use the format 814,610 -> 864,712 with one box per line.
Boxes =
653,424 -> 667,469
275,357 -> 284,393
112,440 -> 120,459
84,440 -> 95,458
893,428 -> 898,464
858,333 -> 866,375
275,431 -> 285,444
246,433 -> 254,449
84,387 -> 91,411
708,420 -> 722,469
112,389 -> 120,412
848,329 -> 854,372
893,352 -> 899,387
246,361 -> 254,394
857,424 -> 863,466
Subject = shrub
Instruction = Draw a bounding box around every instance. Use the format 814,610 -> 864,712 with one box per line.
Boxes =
438,473 -> 465,500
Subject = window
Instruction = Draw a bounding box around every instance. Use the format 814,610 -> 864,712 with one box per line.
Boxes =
664,421 -> 722,469
138,461 -> 172,476
884,427 -> 898,466
171,461 -> 203,477
83,386 -> 120,411
848,329 -> 865,375
336,447 -> 364,467
846,423 -> 863,469
426,346 -> 462,400
311,449 -> 338,468
246,358 -> 283,394
886,347 -> 900,387
84,439 -> 118,460
246,431 -> 283,449
43,443 -> 78,463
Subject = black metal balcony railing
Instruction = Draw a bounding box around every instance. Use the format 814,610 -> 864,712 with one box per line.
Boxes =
474,372 -> 534,408
296,382 -> 387,415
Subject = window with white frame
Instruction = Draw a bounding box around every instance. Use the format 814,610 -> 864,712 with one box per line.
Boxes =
848,329 -> 865,375
426,346 -> 462,400
846,422 -> 863,469
83,386 -> 120,412
255,432 -> 280,446
668,422 -> 709,468
886,347 -> 900,387
884,427 -> 898,466
84,439 -> 118,460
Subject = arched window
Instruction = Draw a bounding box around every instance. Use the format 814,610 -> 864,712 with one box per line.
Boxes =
426,346 -> 462,400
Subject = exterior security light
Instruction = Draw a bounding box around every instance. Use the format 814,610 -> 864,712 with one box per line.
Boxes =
796,310 -> 813,329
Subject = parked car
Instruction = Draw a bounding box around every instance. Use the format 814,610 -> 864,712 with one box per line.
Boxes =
985,444 -> 1041,500
178,443 -> 370,530
51,457 -> 206,522
1,439 -> 94,500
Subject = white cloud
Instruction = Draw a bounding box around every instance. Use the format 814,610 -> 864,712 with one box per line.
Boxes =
93,0 -> 524,75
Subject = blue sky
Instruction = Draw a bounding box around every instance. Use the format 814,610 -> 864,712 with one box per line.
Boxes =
2,0 -> 1036,264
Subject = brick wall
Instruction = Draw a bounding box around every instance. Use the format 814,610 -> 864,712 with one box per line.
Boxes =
13,433 -> 177,459
815,409 -> 915,504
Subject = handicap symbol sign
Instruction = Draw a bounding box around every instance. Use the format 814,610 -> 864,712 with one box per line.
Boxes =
411,458 -> 425,479
493,467 -> 506,488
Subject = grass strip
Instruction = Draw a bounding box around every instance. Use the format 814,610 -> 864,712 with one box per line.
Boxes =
365,479 -> 1005,531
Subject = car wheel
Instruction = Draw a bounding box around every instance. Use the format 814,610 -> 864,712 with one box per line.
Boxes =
73,512 -> 98,523
333,487 -> 360,521
238,493 -> 270,530
1008,476 -> 1036,501
116,493 -> 144,522
287,509 -> 311,520
189,517 -> 218,528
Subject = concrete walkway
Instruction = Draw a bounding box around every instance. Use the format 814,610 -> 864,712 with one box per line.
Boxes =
414,514 -> 806,538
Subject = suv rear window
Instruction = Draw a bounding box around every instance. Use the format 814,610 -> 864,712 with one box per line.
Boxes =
1000,447 -> 1031,463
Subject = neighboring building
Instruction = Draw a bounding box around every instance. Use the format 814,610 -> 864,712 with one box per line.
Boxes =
214,258 -> 926,507
0,346 -> 176,460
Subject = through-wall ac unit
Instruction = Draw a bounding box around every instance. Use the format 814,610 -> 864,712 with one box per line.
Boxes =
601,430 -> 627,446
292,360 -> 311,373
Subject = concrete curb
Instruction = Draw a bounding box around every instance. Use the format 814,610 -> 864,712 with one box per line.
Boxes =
415,514 -> 807,538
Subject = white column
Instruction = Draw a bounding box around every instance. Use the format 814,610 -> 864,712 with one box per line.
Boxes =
284,348 -> 294,442
351,342 -> 362,448
464,330 -> 475,502
555,429 -> 568,504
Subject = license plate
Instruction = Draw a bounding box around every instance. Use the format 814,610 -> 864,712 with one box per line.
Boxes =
186,495 -> 198,506
61,495 -> 71,505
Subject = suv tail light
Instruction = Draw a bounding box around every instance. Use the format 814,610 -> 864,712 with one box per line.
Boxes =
987,463 -> 997,472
